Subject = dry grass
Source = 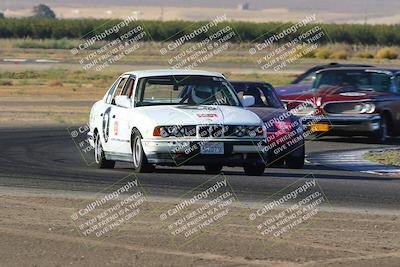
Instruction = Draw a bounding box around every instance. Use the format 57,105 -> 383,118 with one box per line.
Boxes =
375,47 -> 399,60
329,49 -> 349,60
364,150 -> 400,167
354,51 -> 374,59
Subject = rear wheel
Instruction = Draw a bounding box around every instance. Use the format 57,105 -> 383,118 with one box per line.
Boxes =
94,132 -> 115,169
204,164 -> 223,174
132,129 -> 155,173
243,163 -> 265,176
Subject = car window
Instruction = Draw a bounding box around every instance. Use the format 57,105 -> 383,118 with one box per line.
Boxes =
105,78 -> 120,104
297,71 -> 316,85
315,71 -> 392,92
232,83 -> 283,108
143,82 -> 180,102
121,77 -> 135,98
135,75 -> 241,107
395,76 -> 400,93
110,77 -> 128,105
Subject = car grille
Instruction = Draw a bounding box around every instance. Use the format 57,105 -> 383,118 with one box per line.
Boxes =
198,125 -> 225,138
323,102 -> 360,114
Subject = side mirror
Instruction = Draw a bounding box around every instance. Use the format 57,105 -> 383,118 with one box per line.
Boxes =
115,95 -> 132,108
242,95 -> 255,107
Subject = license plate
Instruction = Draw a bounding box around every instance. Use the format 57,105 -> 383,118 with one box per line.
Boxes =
310,123 -> 329,132
200,142 -> 224,154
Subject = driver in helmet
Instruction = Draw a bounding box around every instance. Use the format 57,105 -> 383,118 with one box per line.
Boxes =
189,85 -> 215,104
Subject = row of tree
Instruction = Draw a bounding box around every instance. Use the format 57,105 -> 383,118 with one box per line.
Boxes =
0,17 -> 400,45
0,4 -> 56,19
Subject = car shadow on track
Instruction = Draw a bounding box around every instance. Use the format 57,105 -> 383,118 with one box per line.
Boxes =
113,164 -> 396,181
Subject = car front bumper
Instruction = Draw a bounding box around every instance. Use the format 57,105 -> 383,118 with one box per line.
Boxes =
141,139 -> 268,166
301,114 -> 381,134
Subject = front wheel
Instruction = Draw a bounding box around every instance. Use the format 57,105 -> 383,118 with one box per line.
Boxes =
132,129 -> 155,173
94,132 -> 115,169
243,163 -> 265,176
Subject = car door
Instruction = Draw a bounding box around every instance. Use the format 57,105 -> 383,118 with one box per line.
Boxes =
102,75 -> 129,152
107,75 -> 136,155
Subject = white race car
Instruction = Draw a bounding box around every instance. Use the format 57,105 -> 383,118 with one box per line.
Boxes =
88,70 -> 268,175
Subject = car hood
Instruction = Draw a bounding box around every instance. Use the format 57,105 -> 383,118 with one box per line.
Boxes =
134,105 -> 262,126
280,86 -> 393,103
245,107 -> 289,122
275,84 -> 312,96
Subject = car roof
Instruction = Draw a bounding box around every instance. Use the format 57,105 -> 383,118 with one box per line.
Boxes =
315,67 -> 400,74
122,69 -> 225,78
229,80 -> 273,86
291,63 -> 374,84
307,63 -> 373,71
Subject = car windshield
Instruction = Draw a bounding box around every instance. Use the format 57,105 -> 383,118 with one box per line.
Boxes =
135,75 -> 241,107
314,70 -> 392,92
231,82 -> 284,108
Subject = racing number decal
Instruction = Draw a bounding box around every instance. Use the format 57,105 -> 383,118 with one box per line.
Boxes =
102,107 -> 111,143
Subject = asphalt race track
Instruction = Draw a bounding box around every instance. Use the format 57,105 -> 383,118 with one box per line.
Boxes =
1,126 -> 399,211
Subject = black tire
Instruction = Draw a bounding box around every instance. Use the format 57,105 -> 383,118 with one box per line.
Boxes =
94,131 -> 115,169
285,146 -> 305,169
131,129 -> 155,173
243,163 -> 265,176
372,115 -> 389,144
204,164 -> 223,174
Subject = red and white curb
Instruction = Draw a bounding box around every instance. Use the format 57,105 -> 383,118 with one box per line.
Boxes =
307,148 -> 400,176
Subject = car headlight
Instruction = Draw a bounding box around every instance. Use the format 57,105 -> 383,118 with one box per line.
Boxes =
160,127 -> 170,137
236,126 -> 246,137
355,102 -> 375,114
232,126 -> 263,137
154,125 -> 196,137
363,103 -> 375,113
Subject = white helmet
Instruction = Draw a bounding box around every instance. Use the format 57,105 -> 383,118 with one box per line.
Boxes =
191,85 -> 213,104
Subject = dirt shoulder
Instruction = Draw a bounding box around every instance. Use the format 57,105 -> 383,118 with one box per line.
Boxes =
1,187 -> 400,267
